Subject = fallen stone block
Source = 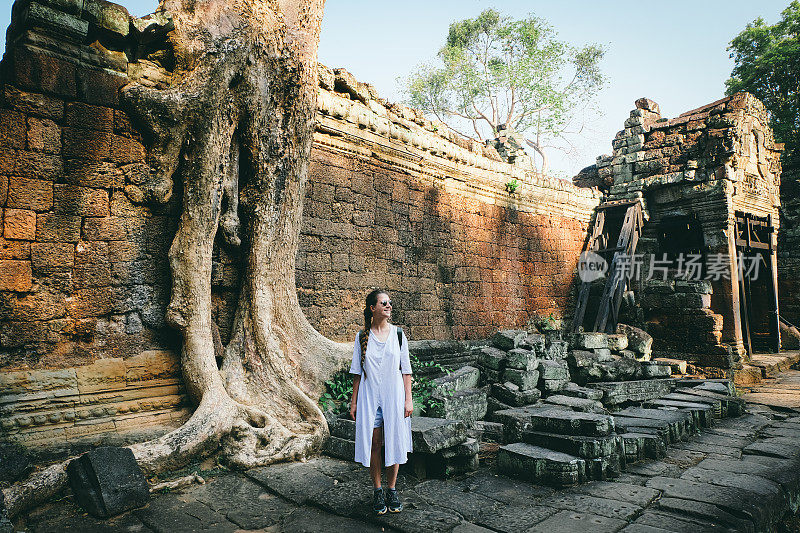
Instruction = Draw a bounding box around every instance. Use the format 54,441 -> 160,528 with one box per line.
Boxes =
405,450 -> 479,479
518,333 -> 545,355
539,359 -> 569,380
431,365 -> 480,394
612,415 -> 681,444
492,329 -> 527,351
428,388 -> 487,425
479,367 -> 501,385
654,358 -> 688,374
593,348 -> 613,360
505,348 -> 539,371
410,417 -> 467,454
596,357 -> 642,382
497,443 -> 585,487
477,347 -> 507,371
439,437 -> 479,459
617,323 -> 653,354
325,436 -> 355,461
486,395 -> 513,418
540,378 -> 568,393
567,350 -> 600,369
606,333 -> 629,351
543,340 -> 568,360
67,447 -> 150,518
619,433 -> 645,462
640,361 -> 672,379
588,378 -> 676,405
491,382 -> 541,407
570,332 -> 608,350
503,368 -> 539,390
542,394 -> 606,414
559,382 -> 604,401
469,421 -> 504,443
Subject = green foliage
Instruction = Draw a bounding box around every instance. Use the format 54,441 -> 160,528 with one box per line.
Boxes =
726,2 -> 800,162
404,9 -> 606,173
318,351 -> 449,415
505,179 -> 520,193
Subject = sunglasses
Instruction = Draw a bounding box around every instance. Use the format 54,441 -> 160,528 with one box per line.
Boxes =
379,300 -> 392,307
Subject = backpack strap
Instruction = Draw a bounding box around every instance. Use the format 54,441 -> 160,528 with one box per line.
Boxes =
397,326 -> 403,371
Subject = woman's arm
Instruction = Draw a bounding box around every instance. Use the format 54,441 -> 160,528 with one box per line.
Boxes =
403,374 -> 413,417
350,374 -> 361,420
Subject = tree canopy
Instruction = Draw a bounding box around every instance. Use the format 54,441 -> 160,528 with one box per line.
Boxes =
726,1 -> 800,166
404,9 -> 605,175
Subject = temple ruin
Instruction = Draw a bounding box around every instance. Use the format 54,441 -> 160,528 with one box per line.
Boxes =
0,0 -> 796,465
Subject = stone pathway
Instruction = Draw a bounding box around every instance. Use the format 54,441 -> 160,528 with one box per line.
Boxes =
13,371 -> 800,533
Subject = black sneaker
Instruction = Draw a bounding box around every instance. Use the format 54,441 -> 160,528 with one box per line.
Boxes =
386,488 -> 403,513
373,488 -> 387,515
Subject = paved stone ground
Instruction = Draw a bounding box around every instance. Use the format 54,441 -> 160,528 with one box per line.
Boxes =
13,371 -> 800,533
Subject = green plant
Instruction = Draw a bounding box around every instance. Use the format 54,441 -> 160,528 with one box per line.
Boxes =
318,352 -> 450,415
505,179 -> 519,194
319,370 -> 354,414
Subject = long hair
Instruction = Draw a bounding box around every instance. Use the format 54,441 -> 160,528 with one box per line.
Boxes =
360,288 -> 387,378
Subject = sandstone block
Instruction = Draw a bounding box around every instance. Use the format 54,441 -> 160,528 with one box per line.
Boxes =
110,135 -> 146,164
68,287 -> 113,318
26,117 -> 60,153
83,0 -> 131,37
640,361 -> 672,378
477,346 -> 507,370
124,350 -> 180,383
570,332 -> 609,349
588,378 -> 675,405
324,436 -> 355,461
428,388 -> 487,425
431,365 -> 479,395
64,160 -> 125,189
13,48 -> 76,98
543,340 -> 568,360
491,382 -> 541,407
492,329 -> 527,350
519,333 -> 546,354
75,357 -> 125,393
617,323 -> 653,354
3,209 -> 36,240
539,359 -> 569,380
82,217 -> 126,241
36,213 -> 82,242
606,333 -> 629,351
0,238 -> 31,260
15,151 -> 63,180
4,86 -> 64,119
497,443 -> 585,487
559,382 -> 604,401
542,395 -> 606,414
64,102 -> 114,131
31,242 -> 74,272
7,177 -> 53,211
0,110 -> 25,150
410,417 -> 467,454
54,185 -> 109,216
506,348 -> 539,371
0,260 -> 32,291
62,127 -> 111,159
503,368 -> 539,390
67,447 -> 149,518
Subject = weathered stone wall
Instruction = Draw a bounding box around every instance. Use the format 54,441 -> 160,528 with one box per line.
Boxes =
778,155 -> 800,327
582,95 -> 782,370
0,1 -> 600,449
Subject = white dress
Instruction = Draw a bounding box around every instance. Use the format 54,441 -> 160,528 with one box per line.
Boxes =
349,324 -> 413,467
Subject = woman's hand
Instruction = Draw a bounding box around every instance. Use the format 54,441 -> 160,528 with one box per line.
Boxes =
404,398 -> 413,418
349,400 -> 357,421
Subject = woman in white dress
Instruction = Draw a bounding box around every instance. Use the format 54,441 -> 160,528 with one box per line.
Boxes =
349,288 -> 413,515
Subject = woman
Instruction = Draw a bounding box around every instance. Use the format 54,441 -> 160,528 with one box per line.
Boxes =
349,288 -> 413,515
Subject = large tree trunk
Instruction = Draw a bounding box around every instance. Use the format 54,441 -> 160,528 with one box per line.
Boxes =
4,0 -> 350,516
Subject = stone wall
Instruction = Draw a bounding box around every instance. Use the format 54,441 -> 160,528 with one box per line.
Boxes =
580,95 -> 782,370
778,155 -> 800,327
0,1 -> 600,449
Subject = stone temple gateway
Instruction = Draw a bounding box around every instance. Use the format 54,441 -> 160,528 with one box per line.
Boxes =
0,0 -> 796,471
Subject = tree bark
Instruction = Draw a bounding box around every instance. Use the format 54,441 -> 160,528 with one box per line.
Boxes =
4,0 -> 350,517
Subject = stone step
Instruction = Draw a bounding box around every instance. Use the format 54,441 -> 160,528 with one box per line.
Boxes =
559,382 -> 604,401
329,416 -> 355,440
612,416 -> 679,445
660,392 -> 723,418
494,406 -> 615,440
643,399 -> 715,428
678,388 -> 746,417
325,436 -> 355,461
497,442 -> 586,487
542,394 -> 606,414
428,388 -> 487,425
617,407 -> 696,440
588,378 -> 676,405
468,420 -> 504,443
521,431 -> 623,459
621,432 -> 668,459
411,417 -> 467,454
431,366 -> 480,394
675,379 -> 734,395
640,361 -> 672,379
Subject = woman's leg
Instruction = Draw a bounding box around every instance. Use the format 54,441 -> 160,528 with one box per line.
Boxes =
386,463 -> 400,489
369,427 -> 383,488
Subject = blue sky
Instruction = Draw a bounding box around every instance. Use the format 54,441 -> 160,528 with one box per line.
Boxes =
0,1 -> 790,175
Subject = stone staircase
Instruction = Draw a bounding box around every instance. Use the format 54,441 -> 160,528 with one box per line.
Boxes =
495,379 -> 746,487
